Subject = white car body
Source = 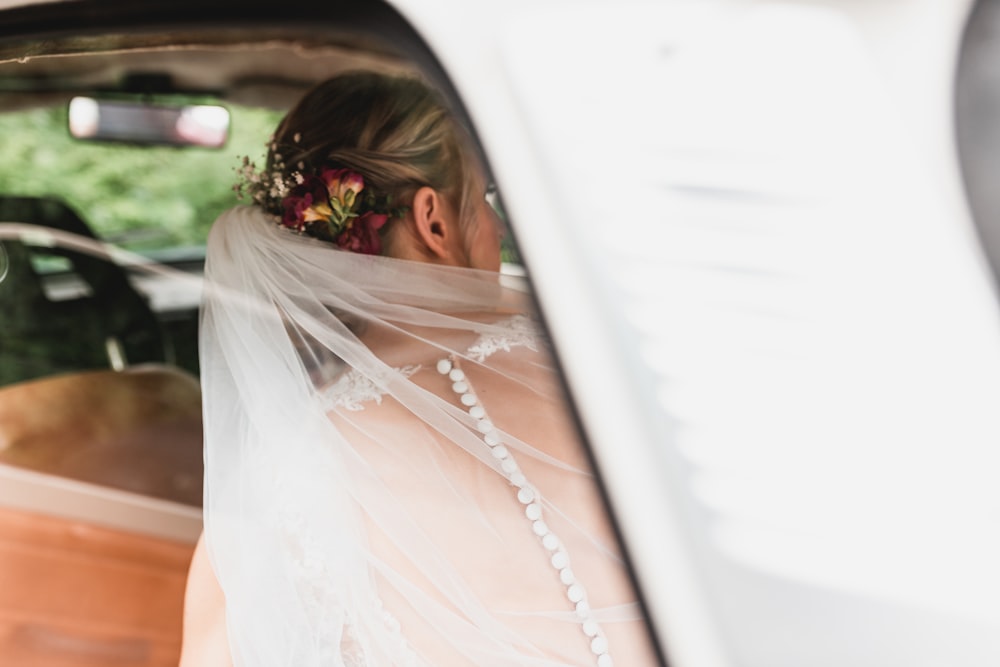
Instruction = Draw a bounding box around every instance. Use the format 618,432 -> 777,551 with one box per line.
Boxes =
390,2 -> 1000,665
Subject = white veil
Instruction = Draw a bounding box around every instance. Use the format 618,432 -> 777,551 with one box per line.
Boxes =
199,206 -> 649,666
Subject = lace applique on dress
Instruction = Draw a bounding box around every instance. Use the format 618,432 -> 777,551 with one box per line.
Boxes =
466,314 -> 539,362
323,365 -> 421,412
322,316 -> 540,412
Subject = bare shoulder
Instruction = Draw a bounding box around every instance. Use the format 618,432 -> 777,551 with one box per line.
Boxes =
179,532 -> 233,667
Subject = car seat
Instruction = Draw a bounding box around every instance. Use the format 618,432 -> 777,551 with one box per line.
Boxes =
0,364 -> 204,506
0,196 -> 167,384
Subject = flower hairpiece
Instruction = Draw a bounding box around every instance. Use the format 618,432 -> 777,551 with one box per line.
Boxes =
235,147 -> 407,255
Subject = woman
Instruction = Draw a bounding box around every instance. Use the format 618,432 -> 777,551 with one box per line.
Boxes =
181,72 -> 658,666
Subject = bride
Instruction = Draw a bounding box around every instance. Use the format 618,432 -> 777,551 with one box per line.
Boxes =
180,71 -> 659,666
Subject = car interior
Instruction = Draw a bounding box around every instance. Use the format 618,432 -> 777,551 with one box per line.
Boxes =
0,4 -> 462,665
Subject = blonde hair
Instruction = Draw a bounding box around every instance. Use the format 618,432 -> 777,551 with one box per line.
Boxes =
268,72 -> 479,254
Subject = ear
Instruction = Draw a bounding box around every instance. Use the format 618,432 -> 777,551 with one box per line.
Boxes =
409,186 -> 463,263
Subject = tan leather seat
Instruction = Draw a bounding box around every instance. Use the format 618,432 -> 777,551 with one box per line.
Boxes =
0,365 -> 203,507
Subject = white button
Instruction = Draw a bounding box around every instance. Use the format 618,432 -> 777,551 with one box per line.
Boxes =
582,619 -> 599,637
460,393 -> 477,406
476,419 -> 494,433
484,431 -> 501,446
597,654 -> 613,667
469,405 -> 486,419
567,584 -> 584,603
532,520 -> 548,536
525,503 -> 542,520
452,381 -> 469,394
590,637 -> 608,655
436,359 -> 452,374
575,600 -> 590,616
542,534 -> 559,551
517,487 -> 534,504
550,551 -> 568,569
509,472 -> 526,487
501,458 -> 518,473
559,567 -> 575,585
449,368 -> 465,382
491,445 -> 509,459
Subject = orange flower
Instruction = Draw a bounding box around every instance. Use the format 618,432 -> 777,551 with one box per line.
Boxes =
321,167 -> 365,212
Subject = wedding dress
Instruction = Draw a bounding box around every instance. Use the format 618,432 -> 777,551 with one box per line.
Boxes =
199,206 -> 657,666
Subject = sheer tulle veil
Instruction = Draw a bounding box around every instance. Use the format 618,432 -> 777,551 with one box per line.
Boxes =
199,205 -> 643,666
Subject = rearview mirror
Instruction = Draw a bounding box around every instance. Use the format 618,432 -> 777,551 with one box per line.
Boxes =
68,96 -> 230,148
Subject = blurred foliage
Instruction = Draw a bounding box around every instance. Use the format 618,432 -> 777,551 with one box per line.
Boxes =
0,102 -> 283,253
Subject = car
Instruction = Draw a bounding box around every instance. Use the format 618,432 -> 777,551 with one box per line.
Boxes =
1,0 -> 998,666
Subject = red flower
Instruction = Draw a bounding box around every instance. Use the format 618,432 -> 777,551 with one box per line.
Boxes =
281,175 -> 331,230
335,211 -> 388,255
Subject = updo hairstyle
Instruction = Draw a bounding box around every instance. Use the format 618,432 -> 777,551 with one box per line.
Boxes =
268,72 -> 478,255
